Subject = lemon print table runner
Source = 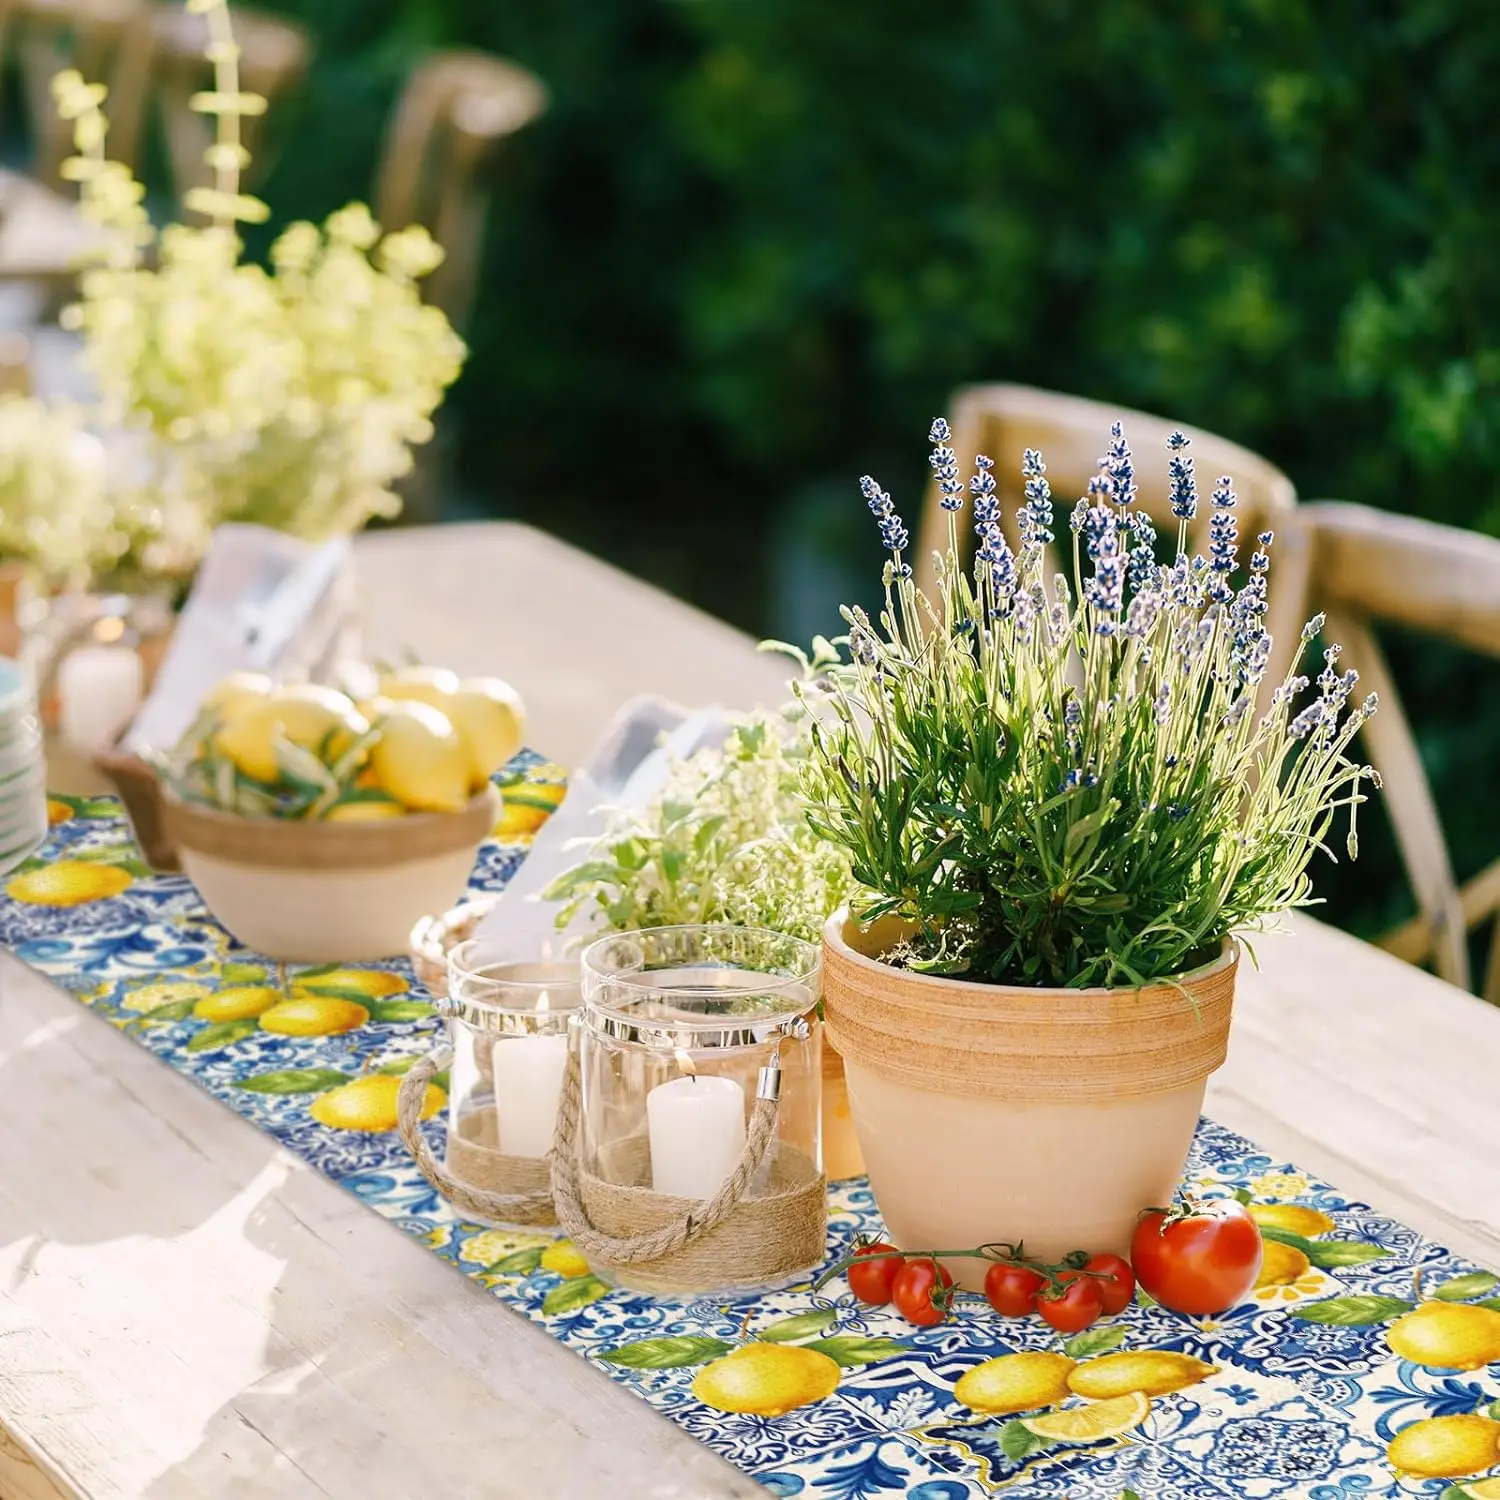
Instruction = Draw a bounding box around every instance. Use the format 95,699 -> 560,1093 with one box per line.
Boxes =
6,762 -> 1500,1500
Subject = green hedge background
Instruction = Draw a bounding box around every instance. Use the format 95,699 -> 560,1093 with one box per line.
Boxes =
252,0 -> 1499,948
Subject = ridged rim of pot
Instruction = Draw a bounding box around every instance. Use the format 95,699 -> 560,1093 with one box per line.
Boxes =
161,784 -> 499,871
821,908 -> 1237,1103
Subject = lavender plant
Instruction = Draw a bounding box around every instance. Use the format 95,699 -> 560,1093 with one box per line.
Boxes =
799,419 -> 1379,988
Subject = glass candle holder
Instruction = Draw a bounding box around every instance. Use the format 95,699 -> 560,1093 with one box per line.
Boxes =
565,924 -> 824,1296
439,942 -> 583,1229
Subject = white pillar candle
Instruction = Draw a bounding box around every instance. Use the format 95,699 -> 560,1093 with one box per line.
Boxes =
57,645 -> 143,754
490,1032 -> 569,1159
647,1074 -> 747,1200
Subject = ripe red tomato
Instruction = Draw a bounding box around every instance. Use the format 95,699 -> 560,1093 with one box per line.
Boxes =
847,1243 -> 904,1305
1084,1252 -> 1135,1316
1131,1199 -> 1263,1315
892,1257 -> 954,1326
984,1262 -> 1045,1317
1036,1270 -> 1105,1333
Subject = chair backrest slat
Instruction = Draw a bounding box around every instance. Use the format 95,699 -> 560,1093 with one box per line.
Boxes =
1300,500 -> 1500,1000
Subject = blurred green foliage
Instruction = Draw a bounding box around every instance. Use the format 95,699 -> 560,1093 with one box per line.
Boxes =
253,0 -> 1500,946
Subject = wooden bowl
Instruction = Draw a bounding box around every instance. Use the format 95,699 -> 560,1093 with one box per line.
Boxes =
161,785 -> 499,963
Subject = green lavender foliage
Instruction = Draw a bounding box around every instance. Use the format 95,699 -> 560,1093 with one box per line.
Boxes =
544,705 -> 857,945
798,421 -> 1379,988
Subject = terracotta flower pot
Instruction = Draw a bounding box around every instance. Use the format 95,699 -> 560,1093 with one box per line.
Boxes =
822,910 -> 1236,1290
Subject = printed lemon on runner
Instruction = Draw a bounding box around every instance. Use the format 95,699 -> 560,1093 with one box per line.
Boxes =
310,1074 -> 444,1132
540,1242 -> 590,1279
193,986 -> 283,1022
1386,1413 -> 1500,1479
1255,1239 -> 1312,1288
494,780 -> 566,838
6,860 -> 133,906
954,1352 -> 1076,1414
121,980 -> 211,1013
445,677 -> 526,790
691,1344 -> 840,1417
291,968 -> 408,1001
368,700 -> 470,812
1385,1301 -> 1500,1370
1249,1202 -> 1335,1237
215,683 -> 369,783
1022,1391 -> 1152,1444
1067,1351 -> 1218,1400
259,997 -> 370,1036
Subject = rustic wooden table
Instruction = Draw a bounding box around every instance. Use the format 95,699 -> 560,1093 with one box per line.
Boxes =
1,522 -> 1497,1500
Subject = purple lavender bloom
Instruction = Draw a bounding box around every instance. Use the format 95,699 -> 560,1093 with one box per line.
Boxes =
1167,431 -> 1197,521
1020,448 -> 1055,545
860,473 -> 909,553
1100,421 -> 1137,509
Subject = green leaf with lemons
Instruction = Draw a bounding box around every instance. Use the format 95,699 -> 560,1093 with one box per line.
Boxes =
598,1336 -> 733,1369
188,1019 -> 260,1053
757,1308 -> 837,1344
143,998 -> 200,1023
802,1336 -> 909,1367
485,1246 -> 546,1276
236,1068 -> 349,1095
541,1275 -> 610,1317
998,1419 -> 1046,1461
1063,1323 -> 1127,1360
1435,1272 -> 1499,1302
367,999 -> 436,1023
219,961 -> 268,984
1292,1294 -> 1413,1326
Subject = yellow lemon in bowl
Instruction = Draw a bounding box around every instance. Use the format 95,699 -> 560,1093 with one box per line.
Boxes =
201,671 -> 274,721
691,1344 -> 840,1417
368,701 -> 470,812
377,664 -> 462,711
215,684 -> 369,783
446,677 -> 526,790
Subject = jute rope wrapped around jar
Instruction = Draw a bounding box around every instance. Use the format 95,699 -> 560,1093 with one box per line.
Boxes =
549,1048 -> 826,1291
396,1052 -> 556,1226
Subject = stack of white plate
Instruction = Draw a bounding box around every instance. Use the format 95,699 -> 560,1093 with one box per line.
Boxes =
0,656 -> 47,877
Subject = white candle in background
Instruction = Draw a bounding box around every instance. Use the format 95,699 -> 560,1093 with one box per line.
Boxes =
490,1028 -> 569,1159
647,1073 -> 747,1199
58,645 -> 144,753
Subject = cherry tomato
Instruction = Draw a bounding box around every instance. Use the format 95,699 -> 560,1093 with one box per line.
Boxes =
847,1243 -> 904,1306
1036,1270 -> 1105,1333
1084,1252 -> 1135,1316
984,1262 -> 1045,1317
1131,1199 -> 1263,1315
892,1257 -> 954,1326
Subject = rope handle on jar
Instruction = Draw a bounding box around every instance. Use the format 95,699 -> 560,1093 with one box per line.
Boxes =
396,1049 -> 557,1226
547,1025 -> 794,1266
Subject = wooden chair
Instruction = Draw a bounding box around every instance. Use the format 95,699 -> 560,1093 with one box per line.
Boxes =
914,384 -> 1305,698
374,49 -> 547,333
0,0 -> 154,183
1295,500 -> 1500,1001
150,2 -> 310,204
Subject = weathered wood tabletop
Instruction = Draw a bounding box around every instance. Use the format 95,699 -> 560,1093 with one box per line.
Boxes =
1,522 -> 1496,1500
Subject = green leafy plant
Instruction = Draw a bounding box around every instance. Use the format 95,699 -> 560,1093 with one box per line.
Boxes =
544,704 -> 856,945
798,419 -> 1379,988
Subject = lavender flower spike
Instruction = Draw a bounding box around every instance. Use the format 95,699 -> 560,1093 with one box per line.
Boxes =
1166,431 -> 1197,522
